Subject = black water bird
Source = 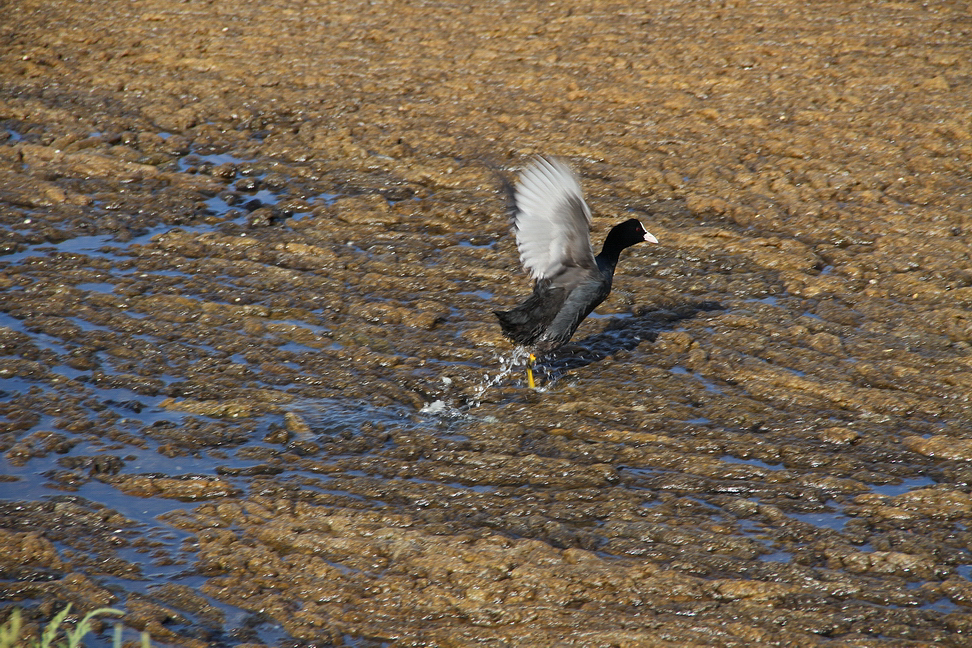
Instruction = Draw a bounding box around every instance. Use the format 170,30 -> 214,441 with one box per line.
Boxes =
494,157 -> 657,387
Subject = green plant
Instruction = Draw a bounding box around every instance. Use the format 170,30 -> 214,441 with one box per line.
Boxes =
0,609 -> 23,648
0,604 -> 124,648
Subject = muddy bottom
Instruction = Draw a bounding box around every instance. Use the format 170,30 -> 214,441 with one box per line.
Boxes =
2,0 -> 972,646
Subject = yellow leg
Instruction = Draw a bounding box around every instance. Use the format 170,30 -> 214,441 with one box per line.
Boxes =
527,353 -> 536,389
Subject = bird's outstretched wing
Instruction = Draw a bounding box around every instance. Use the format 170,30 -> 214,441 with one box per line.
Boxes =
513,157 -> 597,283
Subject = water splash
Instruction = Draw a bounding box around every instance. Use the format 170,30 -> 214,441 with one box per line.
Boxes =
468,347 -> 539,405
418,348 -> 534,417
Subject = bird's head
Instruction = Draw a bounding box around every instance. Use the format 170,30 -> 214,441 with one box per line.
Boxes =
613,218 -> 658,247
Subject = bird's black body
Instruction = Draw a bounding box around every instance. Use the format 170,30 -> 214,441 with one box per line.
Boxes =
493,156 -> 657,363
495,217 -> 650,353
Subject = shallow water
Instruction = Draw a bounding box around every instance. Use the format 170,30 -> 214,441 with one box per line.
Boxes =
3,0 -> 972,645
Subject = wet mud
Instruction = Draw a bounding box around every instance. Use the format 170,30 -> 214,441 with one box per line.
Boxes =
2,0 -> 972,645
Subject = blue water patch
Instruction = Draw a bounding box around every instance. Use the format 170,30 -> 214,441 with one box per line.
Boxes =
53,234 -> 120,254
0,223 -> 200,265
75,478 -> 198,527
0,376 -> 47,397
50,364 -> 91,380
286,475 -> 373,502
136,268 -> 195,281
686,496 -> 721,511
176,151 -> 248,174
202,183 -> 334,223
286,398 -> 414,438
312,190 -> 338,205
458,239 -> 495,249
720,454 -> 779,470
203,194 -> 238,216
620,466 -> 657,481
1,309 -> 43,332
924,597 -> 961,613
737,517 -> 787,562
790,506 -> 849,531
199,153 -> 246,166
458,290 -> 494,300
274,319 -> 331,336
588,310 -> 634,320
277,341 -> 318,354
0,311 -> 72,354
75,281 -> 116,293
86,387 -> 187,423
67,316 -> 115,333
289,207 -> 317,222
455,483 -> 496,494
743,295 -> 780,306
738,519 -> 762,532
249,188 -> 285,205
871,476 -> 935,498
0,235 -> 113,264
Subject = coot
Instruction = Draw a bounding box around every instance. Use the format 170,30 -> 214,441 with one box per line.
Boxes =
495,157 -> 657,387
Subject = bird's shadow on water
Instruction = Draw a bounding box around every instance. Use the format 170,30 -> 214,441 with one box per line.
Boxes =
540,299 -> 723,376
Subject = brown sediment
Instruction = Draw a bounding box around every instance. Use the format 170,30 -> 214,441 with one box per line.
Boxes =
2,0 -> 972,645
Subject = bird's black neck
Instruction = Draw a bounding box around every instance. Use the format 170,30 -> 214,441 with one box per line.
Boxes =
596,231 -> 630,272
595,249 -> 620,275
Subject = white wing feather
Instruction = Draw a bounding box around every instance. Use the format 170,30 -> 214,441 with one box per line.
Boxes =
513,157 -> 596,281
